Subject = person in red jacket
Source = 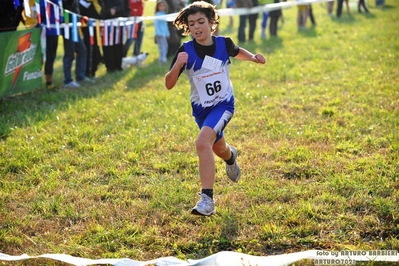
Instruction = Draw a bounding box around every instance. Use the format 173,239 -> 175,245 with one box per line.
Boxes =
123,0 -> 145,57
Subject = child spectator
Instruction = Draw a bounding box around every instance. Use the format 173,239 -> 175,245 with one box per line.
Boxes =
154,0 -> 170,63
226,0 -> 236,27
327,0 -> 334,16
259,0 -> 269,39
297,2 -> 308,30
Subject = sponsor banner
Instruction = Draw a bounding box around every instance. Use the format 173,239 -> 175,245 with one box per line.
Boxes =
0,27 -> 43,98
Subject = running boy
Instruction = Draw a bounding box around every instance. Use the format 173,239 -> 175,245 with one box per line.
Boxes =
164,1 -> 266,216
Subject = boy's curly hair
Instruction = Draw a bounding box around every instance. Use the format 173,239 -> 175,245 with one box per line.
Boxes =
173,1 -> 220,36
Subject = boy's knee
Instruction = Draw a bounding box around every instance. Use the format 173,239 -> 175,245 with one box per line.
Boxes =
212,142 -> 229,157
195,138 -> 211,152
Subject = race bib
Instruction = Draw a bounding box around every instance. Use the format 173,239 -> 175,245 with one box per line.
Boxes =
193,67 -> 230,107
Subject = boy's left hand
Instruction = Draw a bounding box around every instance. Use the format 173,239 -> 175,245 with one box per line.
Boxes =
252,54 -> 266,64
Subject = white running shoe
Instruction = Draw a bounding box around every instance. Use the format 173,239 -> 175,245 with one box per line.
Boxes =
226,146 -> 241,182
191,193 -> 215,216
64,81 -> 80,88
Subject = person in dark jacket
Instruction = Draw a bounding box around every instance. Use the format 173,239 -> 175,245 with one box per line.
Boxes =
0,0 -> 24,32
336,0 -> 350,18
62,0 -> 89,88
308,4 -> 315,26
358,0 -> 369,13
79,0 -> 103,78
236,0 -> 259,43
269,0 -> 282,36
101,0 -> 130,73
164,0 -> 186,57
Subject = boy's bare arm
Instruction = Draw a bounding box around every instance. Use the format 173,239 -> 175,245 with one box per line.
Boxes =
234,47 -> 266,64
165,66 -> 181,90
165,52 -> 189,90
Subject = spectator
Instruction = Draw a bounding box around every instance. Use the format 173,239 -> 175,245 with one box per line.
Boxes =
259,0 -> 269,39
269,0 -> 282,36
345,0 -> 350,13
297,2 -> 308,30
79,0 -> 103,79
327,0 -> 334,16
123,0 -> 145,58
62,0 -> 90,88
154,0 -> 169,63
213,0 -> 221,8
337,0 -> 350,18
0,0 -> 23,32
226,0 -> 236,27
40,0 -> 59,89
236,0 -> 259,43
21,0 -> 38,29
375,0 -> 385,6
101,0 -> 130,73
308,4 -> 316,26
165,0 -> 186,57
358,0 -> 369,13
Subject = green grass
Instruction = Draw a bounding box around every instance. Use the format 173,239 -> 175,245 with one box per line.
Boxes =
1,0 -> 398,265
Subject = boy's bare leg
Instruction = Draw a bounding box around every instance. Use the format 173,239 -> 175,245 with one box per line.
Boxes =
196,126 -> 217,189
213,136 -> 233,161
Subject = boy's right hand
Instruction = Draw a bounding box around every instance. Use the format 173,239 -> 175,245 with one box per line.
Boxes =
252,53 -> 266,64
175,52 -> 188,69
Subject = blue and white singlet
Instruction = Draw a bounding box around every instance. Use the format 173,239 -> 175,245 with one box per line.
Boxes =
183,36 -> 235,117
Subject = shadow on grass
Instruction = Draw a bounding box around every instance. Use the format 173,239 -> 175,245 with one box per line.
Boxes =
376,4 -> 395,10
184,214 -> 240,259
123,59 -> 170,91
0,55 -> 167,139
259,36 -> 284,54
297,26 -> 318,38
330,13 -> 358,24
359,12 -> 377,19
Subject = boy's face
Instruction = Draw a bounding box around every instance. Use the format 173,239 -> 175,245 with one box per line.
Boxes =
187,12 -> 213,45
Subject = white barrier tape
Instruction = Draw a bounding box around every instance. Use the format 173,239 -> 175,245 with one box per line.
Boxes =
43,0 -> 333,26
147,0 -> 334,21
1,250 -> 398,266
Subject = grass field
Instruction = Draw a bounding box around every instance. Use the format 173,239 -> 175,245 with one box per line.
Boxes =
1,0 -> 398,265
